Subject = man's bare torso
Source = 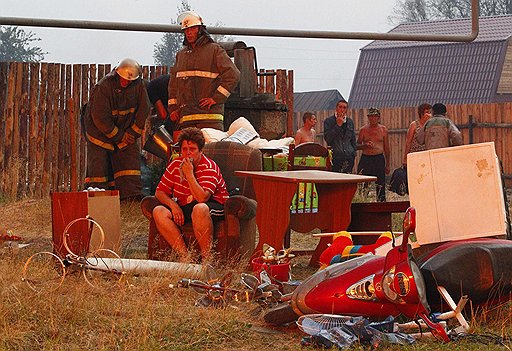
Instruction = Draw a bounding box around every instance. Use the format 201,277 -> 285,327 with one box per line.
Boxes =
358,124 -> 387,155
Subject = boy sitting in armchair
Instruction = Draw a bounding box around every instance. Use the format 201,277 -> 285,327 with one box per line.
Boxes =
152,127 -> 229,261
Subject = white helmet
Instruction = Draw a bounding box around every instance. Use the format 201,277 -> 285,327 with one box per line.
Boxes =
115,58 -> 141,81
177,11 -> 203,30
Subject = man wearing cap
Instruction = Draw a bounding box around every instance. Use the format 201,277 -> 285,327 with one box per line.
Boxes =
416,103 -> 463,150
357,108 -> 390,202
83,58 -> 151,200
168,11 -> 240,134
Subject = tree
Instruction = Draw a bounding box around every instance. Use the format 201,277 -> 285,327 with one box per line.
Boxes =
389,0 -> 512,24
153,0 -> 192,66
153,0 -> 231,66
0,26 -> 45,62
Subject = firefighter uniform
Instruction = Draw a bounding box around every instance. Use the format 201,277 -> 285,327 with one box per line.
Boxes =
168,31 -> 240,131
84,70 -> 150,199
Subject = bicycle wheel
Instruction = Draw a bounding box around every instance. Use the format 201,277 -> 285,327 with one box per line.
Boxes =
21,251 -> 66,293
62,217 -> 105,258
82,248 -> 125,288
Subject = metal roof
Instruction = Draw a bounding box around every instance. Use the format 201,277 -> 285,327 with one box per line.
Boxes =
294,89 -> 344,112
365,15 -> 512,49
349,15 -> 512,108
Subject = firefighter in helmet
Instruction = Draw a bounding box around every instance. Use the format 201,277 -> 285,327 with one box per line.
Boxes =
168,11 -> 240,135
83,58 -> 151,200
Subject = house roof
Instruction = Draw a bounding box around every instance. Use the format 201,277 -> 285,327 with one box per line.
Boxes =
365,15 -> 512,50
349,15 -> 512,109
294,89 -> 344,112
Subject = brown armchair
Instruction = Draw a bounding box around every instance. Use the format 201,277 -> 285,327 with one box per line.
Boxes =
141,141 -> 262,261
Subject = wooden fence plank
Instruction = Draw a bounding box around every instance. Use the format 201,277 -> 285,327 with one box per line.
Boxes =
51,64 -> 62,192
27,63 -> 40,196
2,63 -> 16,197
65,65 -> 74,191
18,63 -> 29,195
287,70 -> 294,136
149,66 -> 155,80
7,62 -> 23,198
265,70 -> 274,94
79,64 -> 90,190
257,69 -> 264,94
41,63 -> 55,197
35,63 -> 48,198
98,64 -> 105,81
72,64 -> 83,190
0,62 -> 8,193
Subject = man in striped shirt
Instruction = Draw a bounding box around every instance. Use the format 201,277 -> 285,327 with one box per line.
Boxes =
153,127 -> 229,261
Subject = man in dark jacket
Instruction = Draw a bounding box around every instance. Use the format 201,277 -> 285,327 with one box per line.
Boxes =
168,11 -> 240,133
323,99 -> 357,173
147,74 -> 174,135
83,58 -> 151,200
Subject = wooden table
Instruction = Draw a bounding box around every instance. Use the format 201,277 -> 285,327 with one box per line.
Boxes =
234,170 -> 376,266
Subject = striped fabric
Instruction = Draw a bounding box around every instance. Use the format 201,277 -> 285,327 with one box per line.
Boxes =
156,154 -> 229,206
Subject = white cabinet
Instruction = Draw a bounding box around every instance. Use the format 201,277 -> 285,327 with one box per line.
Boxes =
407,142 -> 507,245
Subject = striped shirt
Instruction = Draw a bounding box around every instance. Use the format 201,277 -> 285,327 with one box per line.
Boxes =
156,154 -> 229,206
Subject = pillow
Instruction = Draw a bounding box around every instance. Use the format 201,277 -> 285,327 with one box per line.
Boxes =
247,137 -> 269,148
227,117 -> 258,136
201,128 -> 228,143
267,137 -> 294,147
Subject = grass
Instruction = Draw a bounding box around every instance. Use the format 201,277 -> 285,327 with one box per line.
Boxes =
0,195 -> 511,350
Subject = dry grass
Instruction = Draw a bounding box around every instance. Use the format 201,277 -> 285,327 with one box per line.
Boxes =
0,196 -> 511,350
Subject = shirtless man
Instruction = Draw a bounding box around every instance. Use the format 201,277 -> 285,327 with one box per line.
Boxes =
294,112 -> 317,145
357,108 -> 390,202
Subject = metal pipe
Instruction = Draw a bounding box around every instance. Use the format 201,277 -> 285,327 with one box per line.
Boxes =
0,0 -> 479,42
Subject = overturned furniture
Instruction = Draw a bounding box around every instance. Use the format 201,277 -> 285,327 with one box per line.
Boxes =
407,142 -> 509,244
141,141 -> 262,261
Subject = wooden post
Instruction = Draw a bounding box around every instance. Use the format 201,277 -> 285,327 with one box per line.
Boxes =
258,69 -> 265,94
149,66 -> 155,80
69,96 -> 77,192
72,64 -> 83,190
98,64 -> 105,81
287,70 -> 294,137
234,48 -> 256,98
41,63 -> 55,197
3,63 -> 16,197
155,65 -> 162,77
0,62 -> 8,191
7,62 -> 23,198
265,69 -> 275,94
18,63 -> 29,195
35,63 -> 48,198
64,65 -> 72,191
89,64 -> 97,91
51,64 -> 62,192
28,62 -> 40,196
468,115 -> 474,144
277,69 -> 288,104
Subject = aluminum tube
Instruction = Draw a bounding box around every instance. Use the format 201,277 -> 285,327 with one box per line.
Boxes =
0,0 -> 479,43
92,257 -> 206,278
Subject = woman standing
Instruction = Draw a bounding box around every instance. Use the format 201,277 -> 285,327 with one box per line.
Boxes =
402,103 -> 432,167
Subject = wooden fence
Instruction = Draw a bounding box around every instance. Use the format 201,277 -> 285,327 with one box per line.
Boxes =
0,61 -> 292,199
295,104 -> 512,183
